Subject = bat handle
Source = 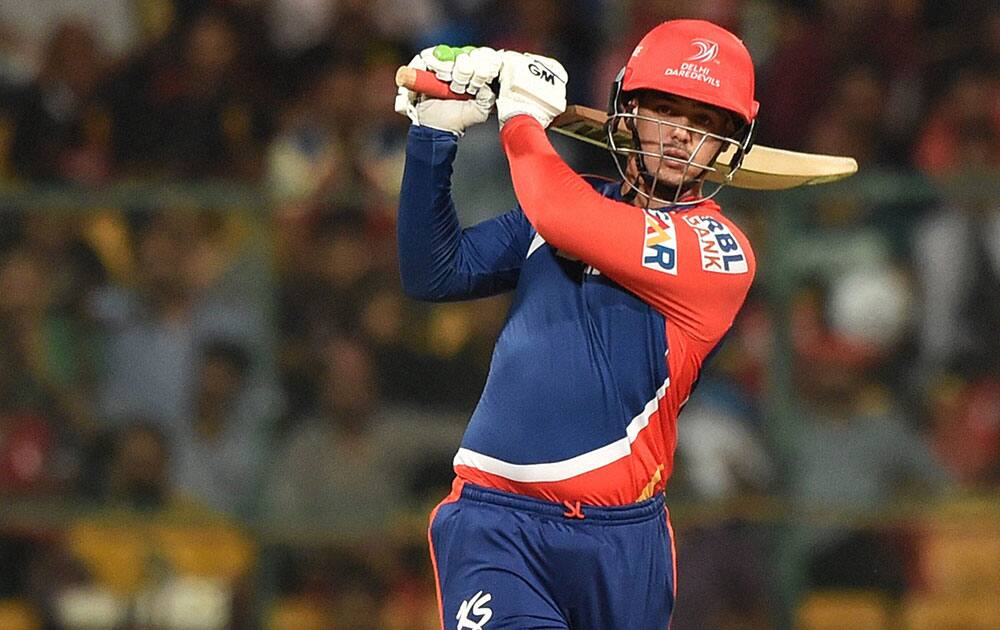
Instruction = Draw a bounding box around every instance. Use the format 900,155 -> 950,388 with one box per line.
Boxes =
395,66 -> 472,100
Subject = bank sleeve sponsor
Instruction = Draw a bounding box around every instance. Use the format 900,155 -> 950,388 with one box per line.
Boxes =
683,215 -> 748,273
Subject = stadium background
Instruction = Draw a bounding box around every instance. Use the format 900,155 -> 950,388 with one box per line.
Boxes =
0,0 -> 998,628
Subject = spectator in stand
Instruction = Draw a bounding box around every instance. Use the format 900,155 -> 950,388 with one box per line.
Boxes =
102,422 -> 176,510
266,58 -> 354,208
355,48 -> 414,228
487,0 -> 603,105
911,179 -> 1000,380
274,197 -> 500,414
0,405 -> 61,608
7,20 -> 114,183
35,422 -> 257,629
666,291 -> 778,630
262,334 -> 404,535
109,4 -> 272,179
172,339 -> 269,518
787,278 -> 953,600
96,209 -> 279,443
806,61 -> 896,168
0,243 -> 103,488
927,374 -> 1000,490
670,367 -> 777,630
0,246 -> 64,424
275,207 -> 385,412
262,0 -> 340,62
911,67 -> 1000,381
0,1 -> 137,83
754,0 -> 920,151
267,46 -> 411,228
913,65 -> 1000,177
261,335 -> 461,535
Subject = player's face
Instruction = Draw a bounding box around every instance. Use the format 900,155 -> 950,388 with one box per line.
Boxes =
631,93 -> 734,188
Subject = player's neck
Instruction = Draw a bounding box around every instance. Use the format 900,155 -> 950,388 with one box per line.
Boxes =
623,179 -> 704,210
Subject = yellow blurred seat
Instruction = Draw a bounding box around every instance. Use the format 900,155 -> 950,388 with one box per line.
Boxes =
64,509 -> 257,616
380,591 -> 441,630
152,523 -> 255,582
0,599 -> 41,630
65,521 -> 150,595
918,526 -> 1000,595
796,590 -> 893,630
900,594 -> 1000,630
266,597 -> 334,630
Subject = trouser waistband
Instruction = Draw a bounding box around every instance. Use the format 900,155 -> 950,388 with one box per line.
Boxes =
459,482 -> 665,524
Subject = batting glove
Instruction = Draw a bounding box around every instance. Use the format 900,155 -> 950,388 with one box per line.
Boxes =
394,45 -> 502,137
496,51 -> 567,129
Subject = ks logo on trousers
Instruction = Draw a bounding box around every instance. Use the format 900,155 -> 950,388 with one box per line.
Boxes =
457,590 -> 493,629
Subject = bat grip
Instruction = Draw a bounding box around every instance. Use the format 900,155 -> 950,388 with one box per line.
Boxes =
395,66 -> 472,100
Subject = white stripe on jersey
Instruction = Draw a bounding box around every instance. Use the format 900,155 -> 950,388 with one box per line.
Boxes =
453,380 -> 669,482
527,232 -> 547,258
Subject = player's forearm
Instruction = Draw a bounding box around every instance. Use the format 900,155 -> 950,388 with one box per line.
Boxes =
397,125 -> 468,301
398,126 -> 524,301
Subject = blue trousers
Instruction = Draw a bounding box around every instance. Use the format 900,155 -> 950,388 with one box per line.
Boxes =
429,482 -> 676,629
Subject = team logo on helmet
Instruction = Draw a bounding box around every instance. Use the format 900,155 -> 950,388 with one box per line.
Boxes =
686,39 -> 719,63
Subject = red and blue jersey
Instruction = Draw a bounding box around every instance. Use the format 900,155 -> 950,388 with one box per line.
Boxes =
398,116 -> 755,507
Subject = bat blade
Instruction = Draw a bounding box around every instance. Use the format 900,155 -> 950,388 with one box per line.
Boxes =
551,106 -> 858,190
395,69 -> 859,190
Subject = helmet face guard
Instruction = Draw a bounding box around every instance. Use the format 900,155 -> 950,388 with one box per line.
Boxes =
606,77 -> 756,207
607,19 -> 759,207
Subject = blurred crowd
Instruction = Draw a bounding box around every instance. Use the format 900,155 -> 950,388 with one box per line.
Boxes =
0,0 -> 998,628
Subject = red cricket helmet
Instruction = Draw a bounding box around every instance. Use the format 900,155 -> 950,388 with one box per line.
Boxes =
605,19 -> 760,207
618,19 -> 759,124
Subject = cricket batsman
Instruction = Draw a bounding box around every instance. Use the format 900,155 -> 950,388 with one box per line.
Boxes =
395,18 -> 758,629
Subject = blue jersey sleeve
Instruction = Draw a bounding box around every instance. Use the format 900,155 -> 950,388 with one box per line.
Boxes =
398,125 -> 532,302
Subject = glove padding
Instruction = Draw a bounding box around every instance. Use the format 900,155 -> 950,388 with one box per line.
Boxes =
394,45 -> 502,136
496,51 -> 567,129
422,44 -> 503,95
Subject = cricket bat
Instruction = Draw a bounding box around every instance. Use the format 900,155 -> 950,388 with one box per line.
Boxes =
396,67 -> 858,190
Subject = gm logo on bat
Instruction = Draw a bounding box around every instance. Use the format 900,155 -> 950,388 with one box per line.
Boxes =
529,62 -> 558,84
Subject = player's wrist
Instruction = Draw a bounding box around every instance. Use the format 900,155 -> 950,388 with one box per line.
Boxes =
420,124 -> 462,137
499,113 -> 543,134
498,110 -> 537,127
410,122 -> 461,139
